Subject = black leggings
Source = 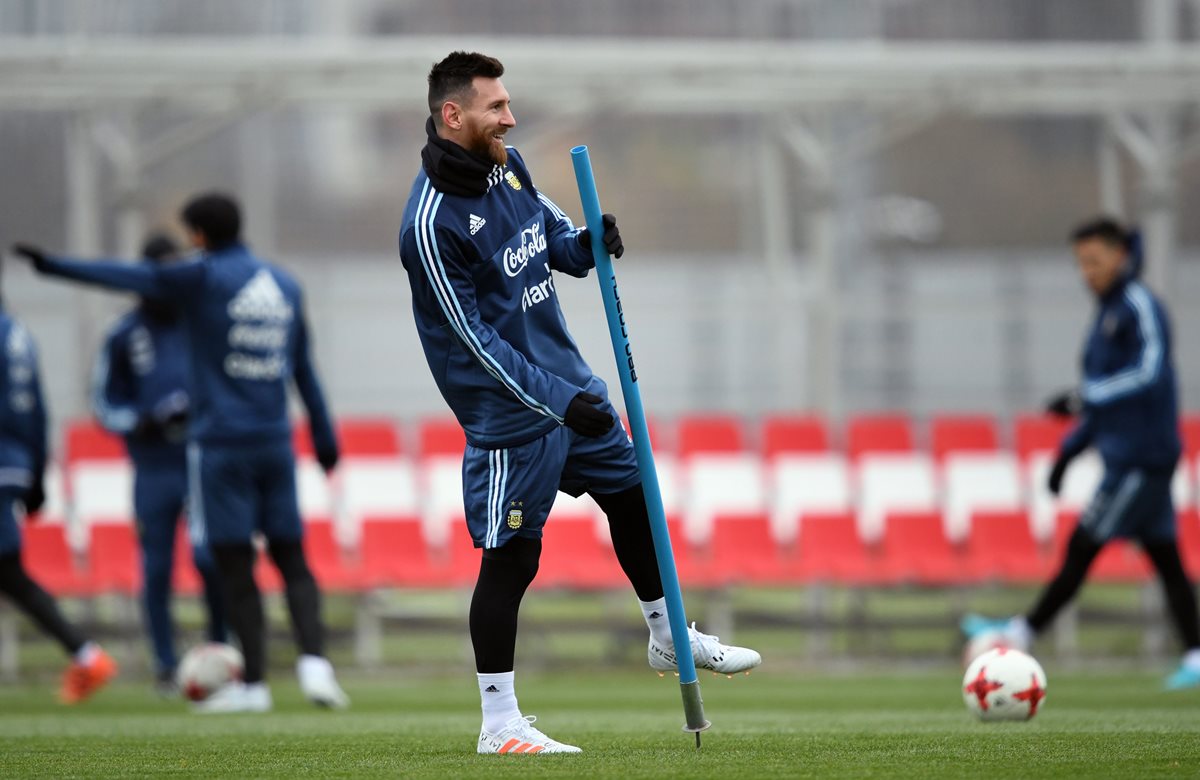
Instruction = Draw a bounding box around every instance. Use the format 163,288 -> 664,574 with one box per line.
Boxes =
592,484 -> 664,602
1026,527 -> 1102,633
212,540 -> 325,684
0,552 -> 85,656
1143,540 -> 1200,650
467,483 -> 666,673
1027,528 -> 1200,650
469,536 -> 541,673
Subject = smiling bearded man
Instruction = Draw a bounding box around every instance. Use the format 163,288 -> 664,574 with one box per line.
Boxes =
396,51 -> 762,755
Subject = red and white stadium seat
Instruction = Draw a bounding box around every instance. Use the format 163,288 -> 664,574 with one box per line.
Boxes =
943,450 -> 1042,582
846,413 -> 914,459
856,452 -> 937,543
941,452 -> 1022,543
415,418 -> 469,583
538,492 -> 622,589
768,453 -> 851,546
930,414 -> 999,460
761,414 -> 830,456
857,453 -> 946,583
677,414 -> 746,456
684,453 -> 770,582
66,424 -> 136,594
1013,414 -> 1072,461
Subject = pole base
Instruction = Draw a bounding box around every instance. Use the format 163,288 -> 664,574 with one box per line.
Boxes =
679,679 -> 710,747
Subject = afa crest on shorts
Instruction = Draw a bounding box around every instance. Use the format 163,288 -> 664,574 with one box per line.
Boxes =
506,500 -> 524,530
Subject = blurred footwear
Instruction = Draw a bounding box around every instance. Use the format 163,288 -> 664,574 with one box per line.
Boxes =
60,646 -> 118,704
1164,664 -> 1200,691
960,613 -> 1010,639
154,668 -> 180,699
297,655 -> 349,709
648,622 -> 762,675
193,681 -> 272,713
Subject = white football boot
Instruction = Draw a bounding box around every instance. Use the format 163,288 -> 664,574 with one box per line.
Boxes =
648,622 -> 762,676
193,681 -> 273,714
477,715 -> 582,755
297,655 -> 350,709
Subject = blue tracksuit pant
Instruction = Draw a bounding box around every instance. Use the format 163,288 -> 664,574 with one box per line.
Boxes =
135,459 -> 226,674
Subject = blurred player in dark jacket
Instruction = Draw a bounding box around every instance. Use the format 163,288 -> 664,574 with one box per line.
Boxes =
0,296 -> 116,703
964,217 -> 1199,690
91,233 -> 227,695
14,193 -> 346,712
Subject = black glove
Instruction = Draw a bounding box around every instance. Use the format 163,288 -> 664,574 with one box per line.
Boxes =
152,391 -> 190,443
159,411 -> 189,444
576,213 -> 623,259
23,476 -> 46,518
316,446 -> 340,474
1047,453 -> 1072,496
11,243 -> 49,272
564,392 -> 614,438
132,413 -> 163,440
1045,389 -> 1083,418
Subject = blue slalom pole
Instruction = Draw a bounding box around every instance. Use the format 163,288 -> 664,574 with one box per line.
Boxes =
571,145 -> 710,745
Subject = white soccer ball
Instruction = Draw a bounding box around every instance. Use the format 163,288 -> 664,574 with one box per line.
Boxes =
962,629 -> 1013,669
177,643 -> 244,702
962,647 -> 1047,721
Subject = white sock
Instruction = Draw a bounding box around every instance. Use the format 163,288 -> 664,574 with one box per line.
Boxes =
1183,649 -> 1200,672
478,671 -> 520,734
73,641 -> 99,665
1006,616 -> 1033,650
640,598 -> 672,646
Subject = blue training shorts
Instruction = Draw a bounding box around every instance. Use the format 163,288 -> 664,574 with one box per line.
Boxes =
1077,466 -> 1176,544
187,439 -> 304,547
462,401 -> 641,550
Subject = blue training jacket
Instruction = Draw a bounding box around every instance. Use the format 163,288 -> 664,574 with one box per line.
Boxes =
1059,269 -> 1181,472
0,311 -> 47,491
41,244 -> 337,454
399,147 -> 604,449
91,300 -> 190,467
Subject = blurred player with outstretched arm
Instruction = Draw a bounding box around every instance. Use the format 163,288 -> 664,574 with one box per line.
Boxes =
13,194 -> 347,712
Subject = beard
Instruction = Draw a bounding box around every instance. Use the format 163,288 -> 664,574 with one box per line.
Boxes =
465,120 -> 508,166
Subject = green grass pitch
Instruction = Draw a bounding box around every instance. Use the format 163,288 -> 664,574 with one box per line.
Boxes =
1,667 -> 1197,778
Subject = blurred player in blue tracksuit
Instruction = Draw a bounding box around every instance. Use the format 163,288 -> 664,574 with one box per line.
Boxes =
399,52 -> 760,755
92,233 -> 227,694
964,217 -> 1200,690
13,193 -> 347,712
0,298 -> 116,702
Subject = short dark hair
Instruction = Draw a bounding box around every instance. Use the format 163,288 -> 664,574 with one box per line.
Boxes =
180,193 -> 241,250
427,51 -> 505,123
140,232 -> 179,263
1070,216 -> 1129,250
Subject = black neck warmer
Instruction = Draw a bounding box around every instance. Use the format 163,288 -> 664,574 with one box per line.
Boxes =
420,118 -> 502,197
